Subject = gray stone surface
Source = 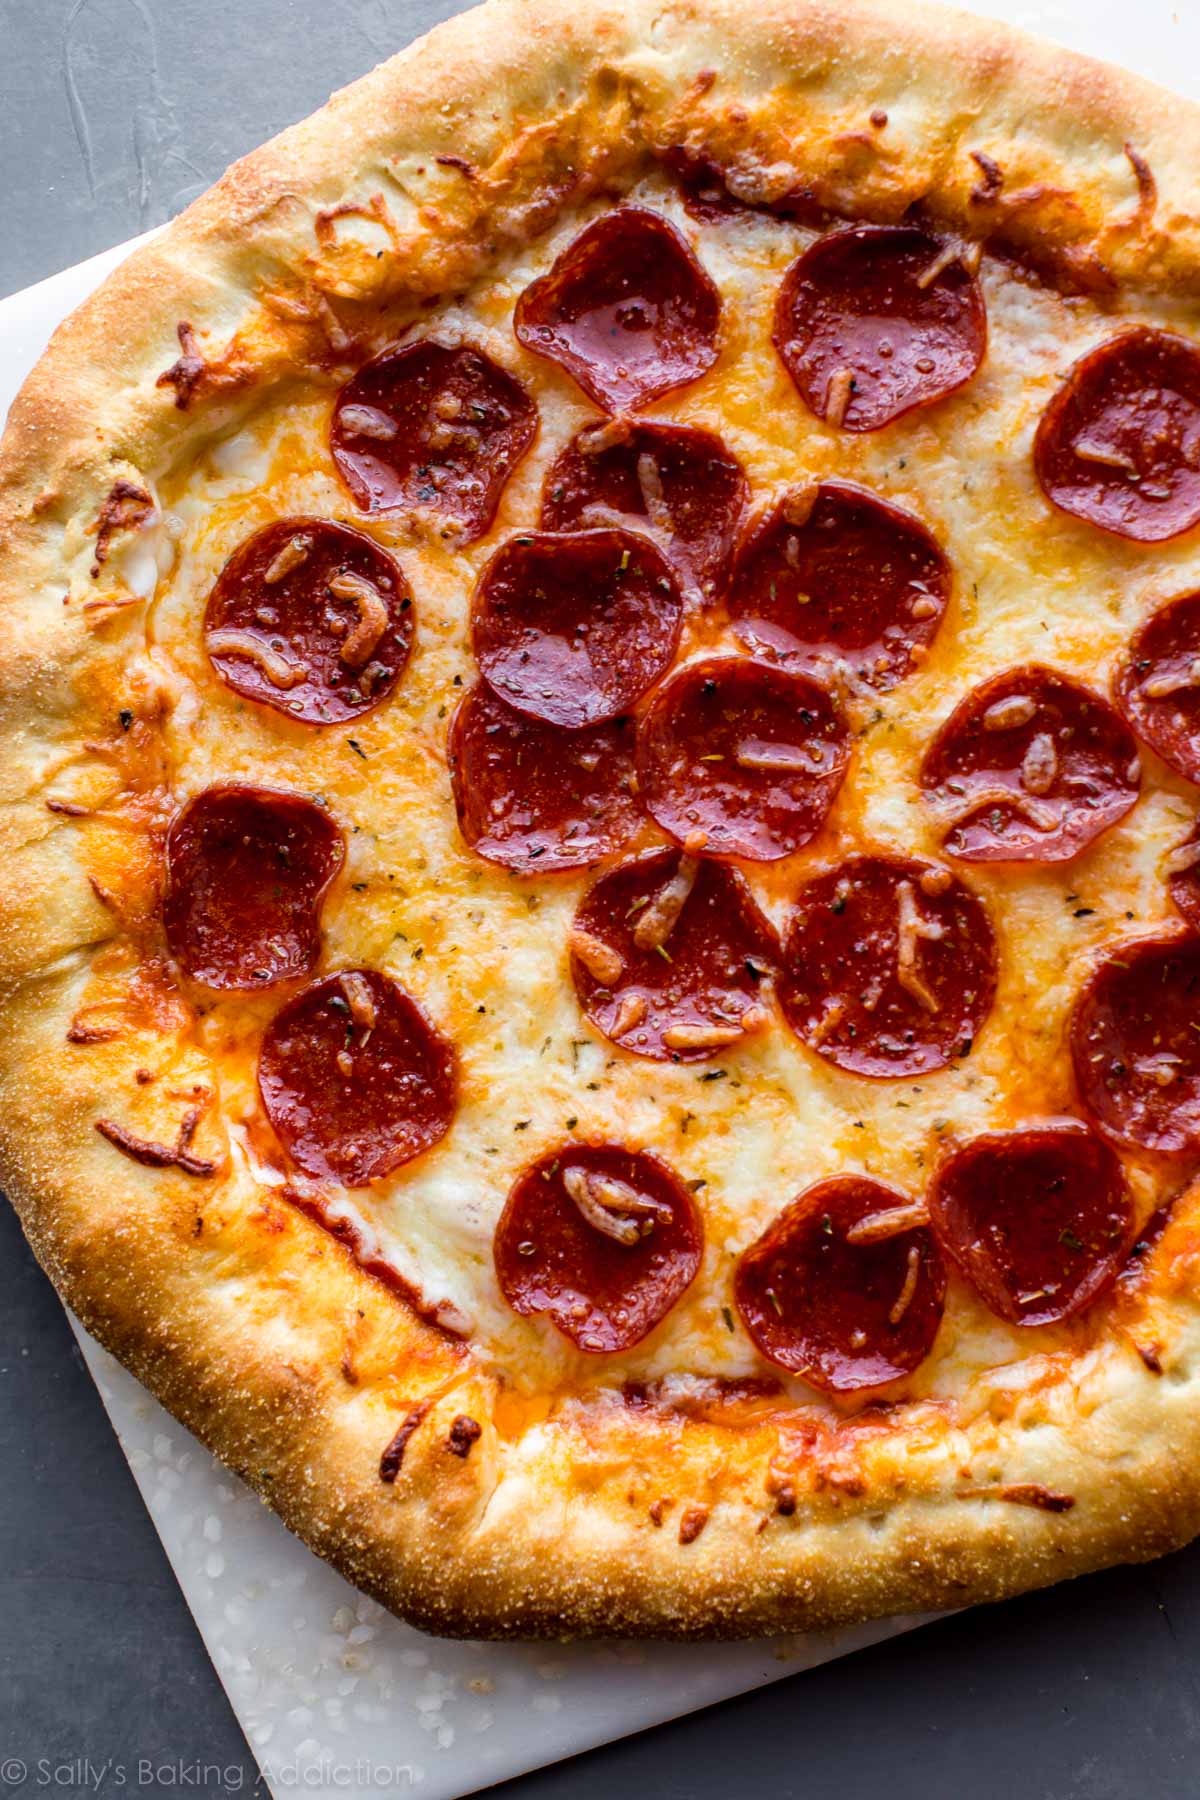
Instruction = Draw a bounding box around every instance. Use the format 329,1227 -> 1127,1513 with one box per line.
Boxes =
3,3 -> 1200,1796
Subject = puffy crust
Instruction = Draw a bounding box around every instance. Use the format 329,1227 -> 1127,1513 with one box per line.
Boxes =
5,0 -> 1200,1637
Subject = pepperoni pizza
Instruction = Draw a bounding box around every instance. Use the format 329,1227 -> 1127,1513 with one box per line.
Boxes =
6,0 -> 1200,1637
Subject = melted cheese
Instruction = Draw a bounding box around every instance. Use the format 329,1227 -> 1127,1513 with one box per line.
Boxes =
148,170 -> 1200,1409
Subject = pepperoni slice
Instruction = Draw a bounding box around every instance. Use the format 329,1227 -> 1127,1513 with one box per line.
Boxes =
204,518 -> 413,725
540,420 -> 747,604
472,528 -> 683,728
164,785 -> 343,990
1166,817 -> 1200,928
635,657 -> 849,862
1115,591 -> 1200,783
513,208 -> 721,413
330,339 -> 537,543
780,854 -> 996,1079
735,1176 -> 945,1392
773,225 -> 986,433
929,1121 -> 1132,1328
494,1143 -> 702,1352
920,666 -> 1141,863
447,684 -> 641,873
661,146 -> 830,231
727,480 -> 950,690
259,970 -> 457,1186
1070,935 -> 1200,1154
1033,328 -> 1200,543
662,147 -> 747,225
569,848 -> 778,1062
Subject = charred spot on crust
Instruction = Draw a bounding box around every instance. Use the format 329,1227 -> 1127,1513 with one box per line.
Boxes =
379,1401 -> 431,1483
446,1414 -> 483,1458
678,1503 -> 709,1544
90,479 -> 154,577
434,155 -> 479,180
989,1482 -> 1076,1513
94,1114 -> 217,1179
156,321 -> 207,410
968,149 -> 1005,204
155,318 -> 256,410
314,191 -> 398,251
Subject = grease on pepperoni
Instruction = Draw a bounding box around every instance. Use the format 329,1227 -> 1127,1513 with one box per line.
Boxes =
773,224 -> 986,432
472,528 -> 683,728
204,518 -> 412,725
259,969 -> 457,1186
1070,935 -> 1200,1154
514,208 -> 721,413
636,657 -> 849,861
728,480 -> 951,690
447,684 -> 641,873
780,854 -> 996,1078
1115,591 -> 1200,783
330,339 -> 537,542
540,419 -> 747,604
929,1121 -> 1132,1328
735,1176 -> 946,1392
1033,328 -> 1200,543
570,848 -> 778,1062
494,1143 -> 702,1352
164,785 -> 343,989
921,666 -> 1141,862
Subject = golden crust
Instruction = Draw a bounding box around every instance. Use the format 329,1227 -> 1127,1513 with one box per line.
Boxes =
6,0 -> 1200,1637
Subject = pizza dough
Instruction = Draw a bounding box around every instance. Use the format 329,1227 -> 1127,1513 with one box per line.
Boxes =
5,0 -> 1200,1639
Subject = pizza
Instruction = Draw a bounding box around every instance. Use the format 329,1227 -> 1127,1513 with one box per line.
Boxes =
5,0 -> 1200,1641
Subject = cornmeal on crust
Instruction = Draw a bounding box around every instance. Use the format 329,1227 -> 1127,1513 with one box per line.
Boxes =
3,0 -> 1200,1639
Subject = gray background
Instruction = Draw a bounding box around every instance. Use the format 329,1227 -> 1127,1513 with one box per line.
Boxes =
3,1 -> 1200,1795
